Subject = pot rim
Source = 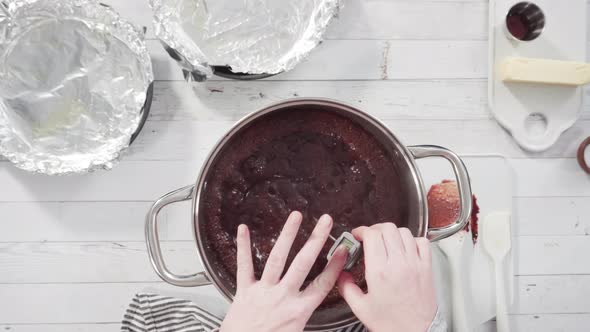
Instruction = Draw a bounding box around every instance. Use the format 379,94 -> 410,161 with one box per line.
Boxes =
190,98 -> 429,330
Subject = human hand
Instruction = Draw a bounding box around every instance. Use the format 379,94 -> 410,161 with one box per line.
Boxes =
220,212 -> 348,332
338,223 -> 437,332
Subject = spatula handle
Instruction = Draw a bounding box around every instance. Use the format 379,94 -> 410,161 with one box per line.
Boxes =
443,243 -> 473,332
495,260 -> 510,332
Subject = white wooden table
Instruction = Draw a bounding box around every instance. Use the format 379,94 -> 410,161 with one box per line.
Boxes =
1,0 -> 590,331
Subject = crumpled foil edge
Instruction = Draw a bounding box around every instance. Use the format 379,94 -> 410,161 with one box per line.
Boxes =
0,0 -> 154,175
150,0 -> 341,81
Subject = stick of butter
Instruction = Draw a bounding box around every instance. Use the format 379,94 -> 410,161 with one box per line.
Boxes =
500,57 -> 590,86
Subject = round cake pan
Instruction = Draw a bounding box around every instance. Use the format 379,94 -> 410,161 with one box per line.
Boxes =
151,0 -> 341,81
211,66 -> 277,81
0,0 -> 154,175
131,83 -> 154,144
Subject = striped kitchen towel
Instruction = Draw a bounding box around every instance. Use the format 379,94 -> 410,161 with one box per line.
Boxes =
121,293 -> 366,332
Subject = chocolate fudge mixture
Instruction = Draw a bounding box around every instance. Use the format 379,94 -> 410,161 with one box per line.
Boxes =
202,108 -> 409,305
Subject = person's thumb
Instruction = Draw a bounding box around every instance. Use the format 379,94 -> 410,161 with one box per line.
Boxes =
337,272 -> 367,317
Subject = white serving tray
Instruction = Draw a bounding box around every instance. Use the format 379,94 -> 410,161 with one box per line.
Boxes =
488,0 -> 587,152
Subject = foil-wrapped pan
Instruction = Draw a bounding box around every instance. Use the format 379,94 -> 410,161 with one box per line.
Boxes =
151,0 -> 341,81
0,0 -> 154,175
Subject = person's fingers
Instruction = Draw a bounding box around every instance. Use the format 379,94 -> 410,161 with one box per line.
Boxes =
236,224 -> 255,288
416,237 -> 432,264
376,223 -> 404,257
351,226 -> 369,241
301,246 -> 348,305
337,272 -> 367,318
360,227 -> 388,269
261,211 -> 303,284
282,214 -> 333,289
399,228 -> 418,260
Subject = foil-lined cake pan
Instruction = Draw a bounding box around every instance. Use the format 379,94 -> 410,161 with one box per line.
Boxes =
0,0 -> 154,175
150,0 -> 341,81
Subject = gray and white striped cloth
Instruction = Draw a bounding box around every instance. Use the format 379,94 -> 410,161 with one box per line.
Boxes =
121,293 -> 366,332
121,293 -> 446,332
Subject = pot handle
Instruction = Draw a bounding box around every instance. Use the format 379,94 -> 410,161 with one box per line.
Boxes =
145,185 -> 212,287
409,145 -> 473,242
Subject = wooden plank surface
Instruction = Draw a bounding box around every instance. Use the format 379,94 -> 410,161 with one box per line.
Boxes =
0,238 -> 589,284
102,0 -> 491,41
2,158 -> 589,202
0,283 -> 228,324
3,117 -> 589,163
3,314 -> 590,332
127,119 -> 590,160
0,275 -> 587,324
517,197 -> 590,236
1,0 -> 590,330
148,39 -> 490,81
1,196 -> 588,243
149,80 -> 590,120
0,324 -> 121,332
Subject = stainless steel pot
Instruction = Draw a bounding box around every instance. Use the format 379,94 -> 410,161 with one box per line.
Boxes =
145,99 -> 472,331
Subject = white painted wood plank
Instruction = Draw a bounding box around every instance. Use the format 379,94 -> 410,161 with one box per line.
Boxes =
120,3 -> 590,83
148,40 -> 488,81
1,158 -> 589,202
280,40 -> 386,80
0,200 -> 194,242
0,283 -> 228,324
1,198 -> 588,242
517,197 -> 590,236
149,80 -> 490,120
511,314 -> 590,332
2,0 -> 589,328
0,242 -> 200,283
325,1 -> 488,40
515,275 -> 590,314
0,324 -> 120,332
515,236 -> 590,276
2,315 -> 589,331
511,159 -> 590,197
147,39 -> 590,82
1,198 -> 589,243
1,236 -> 588,283
384,41 -> 487,79
0,116 -> 558,163
166,199 -> 590,240
127,119 -> 590,161
0,202 -> 153,242
0,161 -> 199,202
0,276 -> 586,324
104,0 -> 590,46
101,0 -> 496,41
482,314 -> 590,332
103,0 -> 491,42
5,118 -> 541,164
149,80 -> 590,121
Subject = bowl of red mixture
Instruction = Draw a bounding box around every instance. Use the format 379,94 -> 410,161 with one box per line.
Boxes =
146,99 -> 473,331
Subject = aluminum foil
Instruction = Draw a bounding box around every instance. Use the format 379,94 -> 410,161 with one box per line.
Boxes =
151,0 -> 341,80
0,0 -> 154,174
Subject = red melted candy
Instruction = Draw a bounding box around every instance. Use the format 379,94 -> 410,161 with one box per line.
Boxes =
427,180 -> 480,243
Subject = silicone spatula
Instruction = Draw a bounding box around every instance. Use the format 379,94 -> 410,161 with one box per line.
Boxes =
481,212 -> 512,332
438,231 -> 475,332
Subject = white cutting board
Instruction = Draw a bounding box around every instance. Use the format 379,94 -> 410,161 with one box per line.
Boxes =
488,0 -> 587,151
417,155 -> 514,331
